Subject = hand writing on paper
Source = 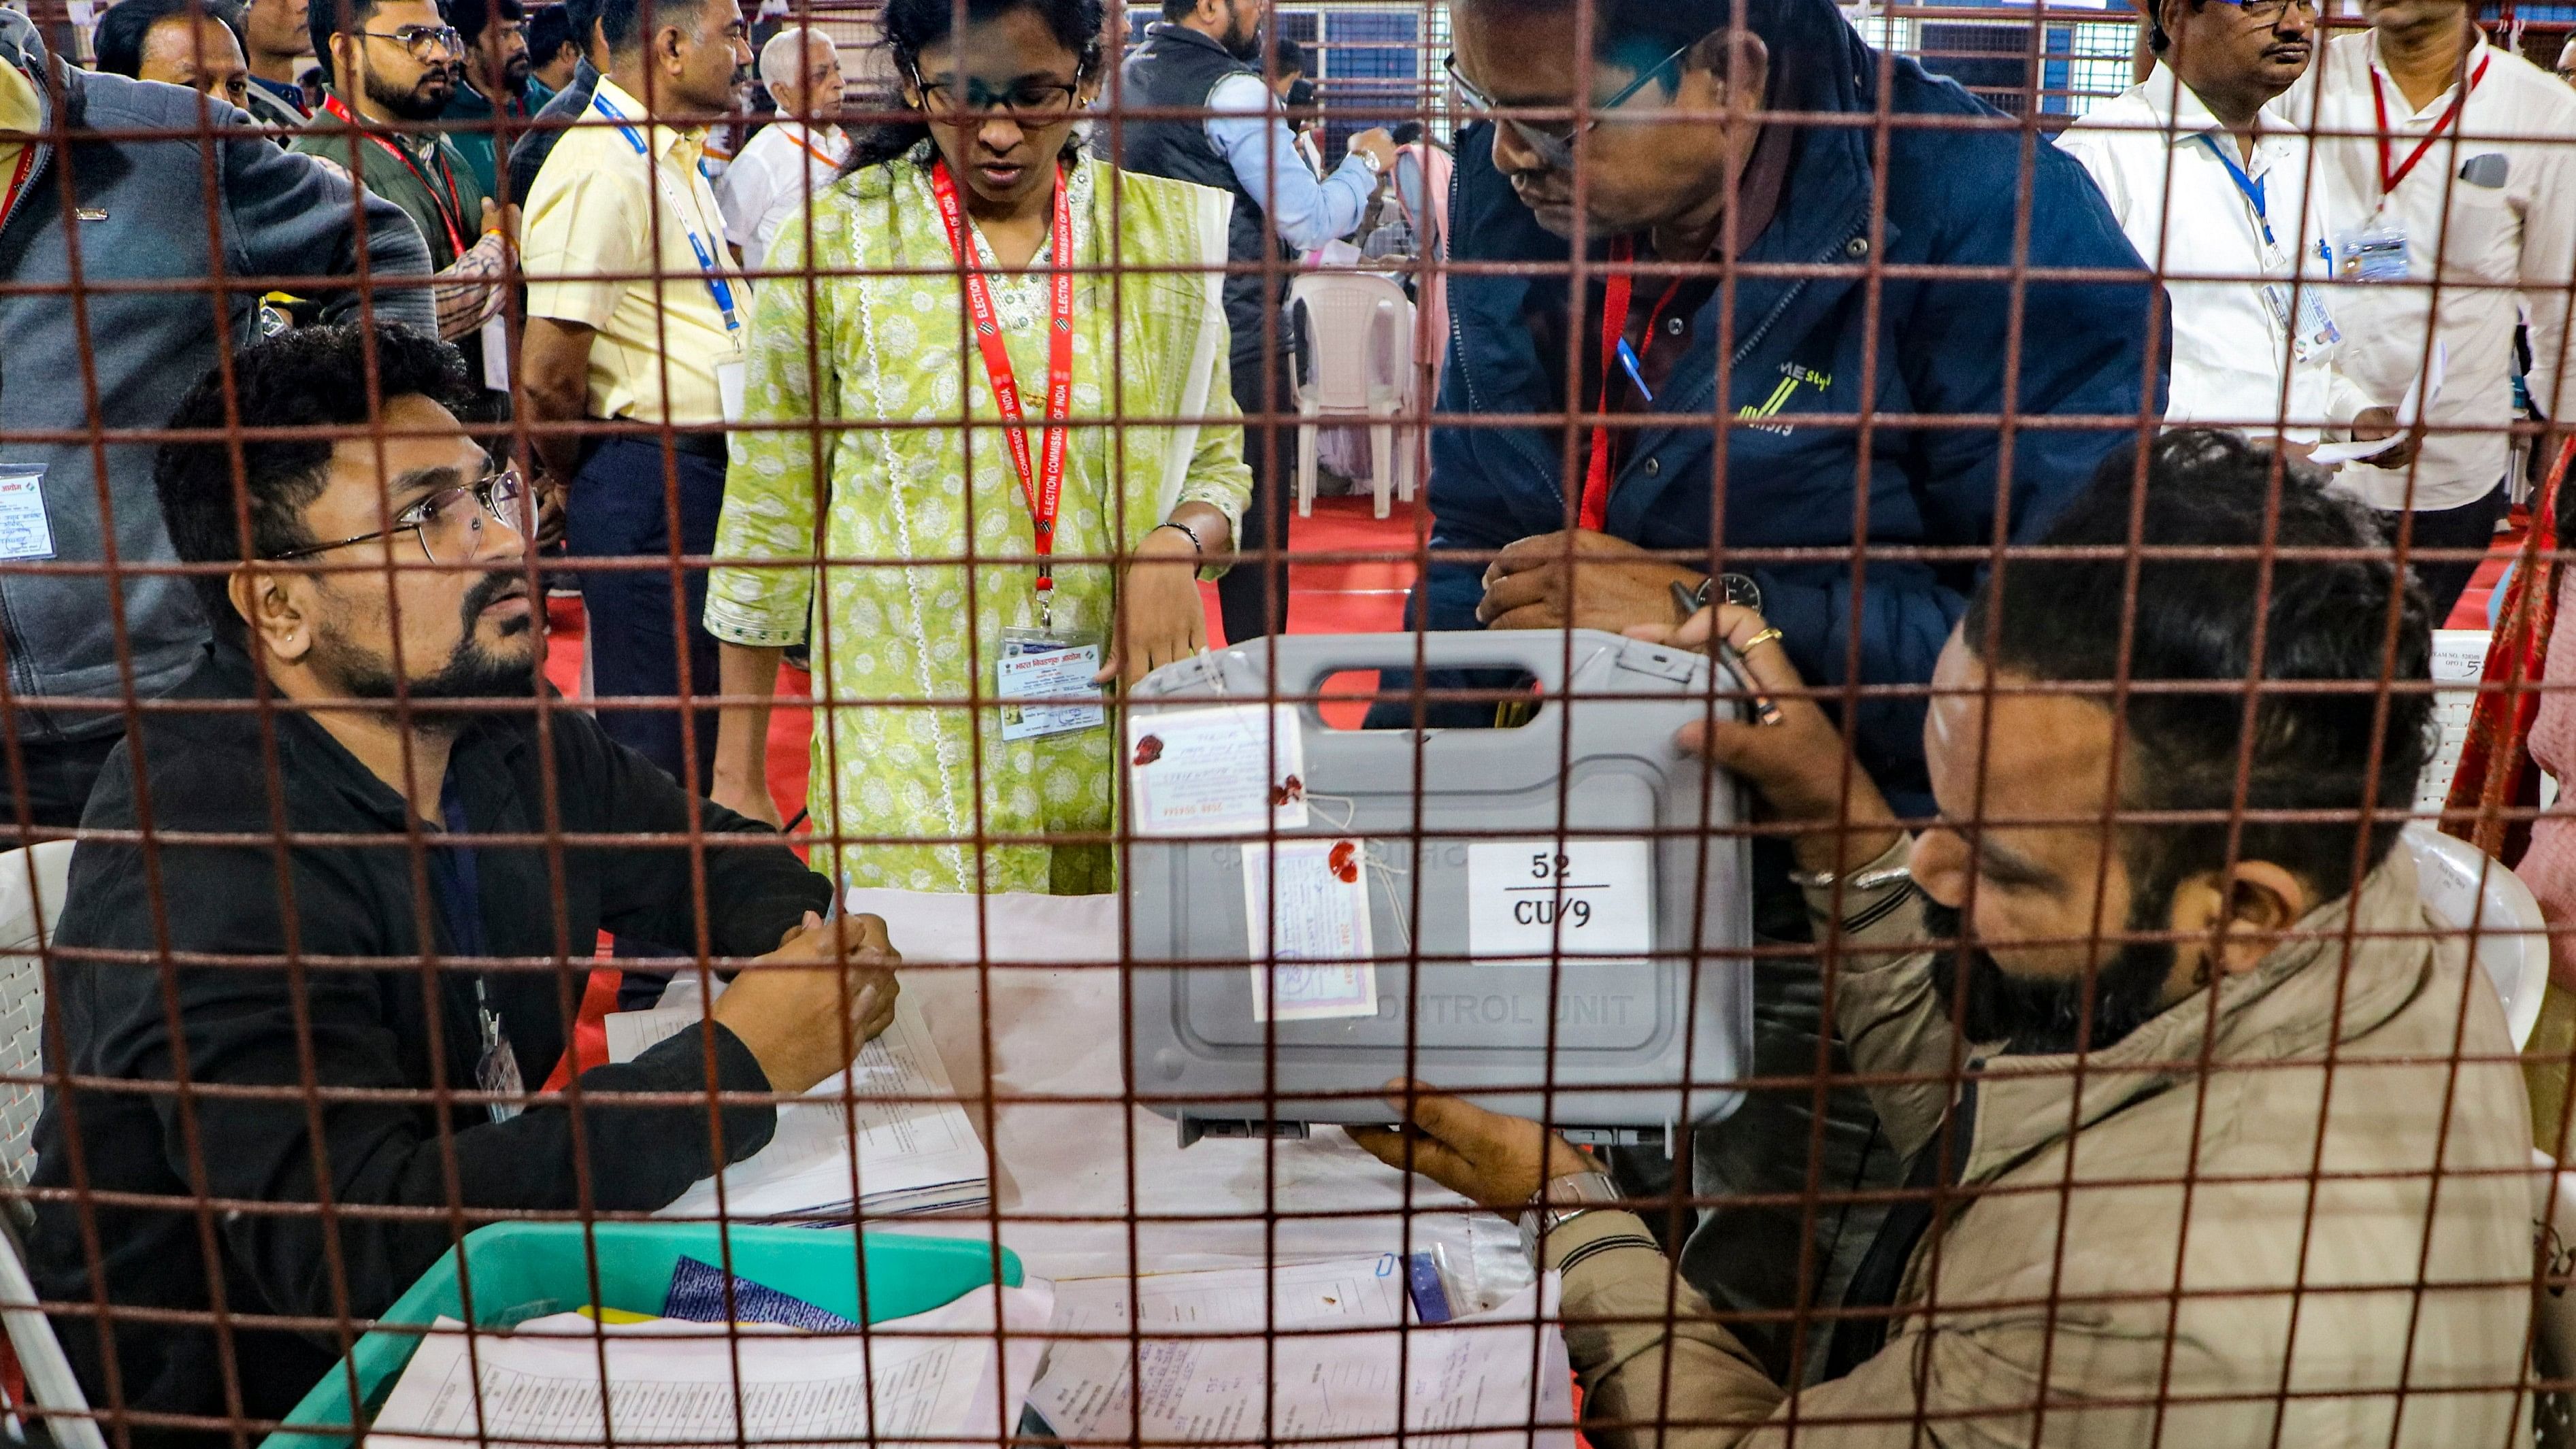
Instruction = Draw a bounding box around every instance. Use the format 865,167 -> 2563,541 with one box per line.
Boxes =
1625,604 -> 1903,879
1346,1078 -> 1594,1214
1476,529 -> 1701,632
710,911 -> 901,1094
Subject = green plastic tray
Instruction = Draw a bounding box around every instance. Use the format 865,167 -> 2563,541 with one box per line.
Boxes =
264,1222 -> 1021,1449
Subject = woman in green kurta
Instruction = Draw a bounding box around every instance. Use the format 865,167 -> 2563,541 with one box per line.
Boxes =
704,0 -> 1251,896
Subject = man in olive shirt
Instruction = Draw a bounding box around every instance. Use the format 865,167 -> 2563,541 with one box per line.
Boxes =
291,0 -> 512,367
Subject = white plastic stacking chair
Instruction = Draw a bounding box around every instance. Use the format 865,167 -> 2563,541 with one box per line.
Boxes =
0,839 -> 106,1449
1288,272 -> 1417,520
2402,826 -> 2545,1049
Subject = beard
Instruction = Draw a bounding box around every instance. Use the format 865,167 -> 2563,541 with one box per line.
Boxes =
1919,895 -> 2179,1056
502,51 -> 531,87
365,62 -> 455,121
312,571 -> 540,716
1220,7 -> 1262,60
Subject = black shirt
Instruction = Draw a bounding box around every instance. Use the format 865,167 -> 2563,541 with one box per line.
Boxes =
25,643 -> 831,1442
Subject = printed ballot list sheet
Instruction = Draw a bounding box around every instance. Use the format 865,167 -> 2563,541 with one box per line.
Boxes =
367,1282 -> 1053,1449
1031,1265 -> 1572,1449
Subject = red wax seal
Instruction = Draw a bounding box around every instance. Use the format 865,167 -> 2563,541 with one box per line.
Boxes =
1327,839 -> 1360,883
1269,773 -> 1305,807
1131,735 -> 1164,767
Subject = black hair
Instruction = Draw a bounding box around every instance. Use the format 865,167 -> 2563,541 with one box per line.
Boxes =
1270,35 -> 1304,77
841,0 -> 1103,175
599,0 -> 710,57
95,0 -> 246,78
1456,0 -> 1832,103
450,0 -> 525,46
524,1 -> 575,62
155,323 -> 478,647
1156,0 -> 1192,20
560,0 -> 604,54
1391,120 -> 1424,145
308,0 -> 398,84
1958,428 -> 2434,903
2145,0 -> 2204,53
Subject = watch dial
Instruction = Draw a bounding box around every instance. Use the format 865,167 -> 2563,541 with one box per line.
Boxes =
1720,573 -> 1763,614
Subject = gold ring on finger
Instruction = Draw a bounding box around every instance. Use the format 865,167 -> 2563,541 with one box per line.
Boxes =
1739,627 -> 1785,652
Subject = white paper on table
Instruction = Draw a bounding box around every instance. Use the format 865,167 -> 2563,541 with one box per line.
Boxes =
2313,339 -> 2447,466
1240,838 -> 1377,1022
653,992 -> 991,1219
369,1280 -> 1055,1449
1029,1274 -> 1572,1449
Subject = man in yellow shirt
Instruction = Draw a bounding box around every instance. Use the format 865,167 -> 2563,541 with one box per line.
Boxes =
519,0 -> 750,796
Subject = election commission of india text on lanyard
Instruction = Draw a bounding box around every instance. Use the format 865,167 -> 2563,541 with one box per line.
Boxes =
1580,236 -> 1690,533
2342,50 -> 2490,284
590,90 -> 748,419
320,93 -> 470,259
929,157 -> 1104,743
2196,135 -> 2340,362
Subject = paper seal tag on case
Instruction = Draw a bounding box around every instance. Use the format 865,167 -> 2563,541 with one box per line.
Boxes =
1127,703 -> 1310,837
1242,837 -> 1376,1021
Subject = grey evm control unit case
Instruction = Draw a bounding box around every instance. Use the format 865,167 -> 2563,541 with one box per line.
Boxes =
1123,630 -> 1755,1152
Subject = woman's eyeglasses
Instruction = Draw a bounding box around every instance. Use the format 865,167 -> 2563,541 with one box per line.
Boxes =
906,64 -> 1083,122
267,469 -> 530,566
1444,42 -> 1693,172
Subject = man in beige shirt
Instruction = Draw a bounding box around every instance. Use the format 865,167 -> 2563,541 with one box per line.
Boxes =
1355,429 -> 2534,1447
519,0 -> 750,795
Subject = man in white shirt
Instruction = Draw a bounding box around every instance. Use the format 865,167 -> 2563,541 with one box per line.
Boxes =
716,26 -> 845,271
2275,0 -> 2576,617
2057,0 -> 2399,452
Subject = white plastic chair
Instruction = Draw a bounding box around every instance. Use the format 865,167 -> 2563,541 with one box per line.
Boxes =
2402,827 -> 2545,1050
1288,273 -> 1418,520
0,840 -> 104,1449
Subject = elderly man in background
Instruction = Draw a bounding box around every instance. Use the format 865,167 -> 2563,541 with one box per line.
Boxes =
90,0 -> 253,110
714,24 -> 844,273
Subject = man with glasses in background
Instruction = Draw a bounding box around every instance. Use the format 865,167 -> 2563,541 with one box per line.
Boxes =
295,0 -> 514,381
1415,0 -> 2161,1391
518,0 -> 751,808
1112,0 -> 1397,646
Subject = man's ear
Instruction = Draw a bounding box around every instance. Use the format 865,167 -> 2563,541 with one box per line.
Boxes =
1680,27 -> 1769,113
2166,861 -> 2313,979
227,565 -> 314,667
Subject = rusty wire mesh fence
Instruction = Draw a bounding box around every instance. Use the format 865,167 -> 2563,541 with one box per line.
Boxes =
0,0 -> 2573,1444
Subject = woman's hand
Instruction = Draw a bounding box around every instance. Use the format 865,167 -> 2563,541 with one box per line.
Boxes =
1100,525 -> 1210,689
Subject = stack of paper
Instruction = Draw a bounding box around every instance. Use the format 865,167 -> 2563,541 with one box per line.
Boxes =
622,993 -> 991,1222
1029,1260 -> 1574,1449
367,1281 -> 1055,1448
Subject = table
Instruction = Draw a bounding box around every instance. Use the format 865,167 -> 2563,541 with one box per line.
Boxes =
841,889 -> 1530,1301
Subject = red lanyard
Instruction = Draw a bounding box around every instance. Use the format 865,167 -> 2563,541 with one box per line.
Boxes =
322,93 -> 469,256
2370,52 -> 2490,198
927,159 -> 1076,595
0,146 -> 33,228
1579,237 -> 1687,533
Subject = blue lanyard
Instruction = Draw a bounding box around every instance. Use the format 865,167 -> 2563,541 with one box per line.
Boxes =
590,91 -> 740,332
2196,135 -> 2274,250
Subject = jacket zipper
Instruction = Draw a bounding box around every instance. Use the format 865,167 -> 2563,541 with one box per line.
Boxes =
0,77 -> 46,239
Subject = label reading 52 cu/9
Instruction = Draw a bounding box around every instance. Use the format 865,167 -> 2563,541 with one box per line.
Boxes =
1464,839 -> 1653,965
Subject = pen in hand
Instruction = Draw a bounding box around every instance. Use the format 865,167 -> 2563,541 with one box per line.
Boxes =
1671,582 -> 1785,728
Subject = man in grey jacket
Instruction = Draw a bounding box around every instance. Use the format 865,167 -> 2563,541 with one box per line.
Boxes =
0,5 -> 431,829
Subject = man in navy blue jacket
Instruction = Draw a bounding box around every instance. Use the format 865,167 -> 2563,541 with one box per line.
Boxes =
1421,0 -> 2165,1384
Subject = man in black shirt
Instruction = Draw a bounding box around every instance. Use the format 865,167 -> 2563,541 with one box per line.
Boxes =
24,322 -> 899,1442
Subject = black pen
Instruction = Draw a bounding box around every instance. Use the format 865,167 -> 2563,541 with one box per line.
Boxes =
1672,581 -> 1784,727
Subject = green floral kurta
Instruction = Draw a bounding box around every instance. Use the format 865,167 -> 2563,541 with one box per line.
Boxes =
707,152 -> 1250,895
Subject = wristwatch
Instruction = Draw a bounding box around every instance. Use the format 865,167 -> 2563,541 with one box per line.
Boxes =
1686,571 -> 1762,615
1350,146 -> 1385,176
1517,1170 -> 1621,1263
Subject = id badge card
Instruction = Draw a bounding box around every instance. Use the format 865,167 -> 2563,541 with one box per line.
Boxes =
2339,220 -> 2410,283
0,466 -> 57,562
997,625 -> 1105,742
473,982 -> 525,1125
2262,284 -> 2343,362
716,358 -> 748,423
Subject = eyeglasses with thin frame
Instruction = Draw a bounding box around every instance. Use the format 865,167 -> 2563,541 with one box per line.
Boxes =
362,24 -> 465,60
906,61 -> 1083,122
1444,41 -> 1694,171
266,468 -> 530,565
2223,0 -> 2318,25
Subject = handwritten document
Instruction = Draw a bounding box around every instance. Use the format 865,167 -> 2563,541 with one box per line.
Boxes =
368,1281 -> 1055,1449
